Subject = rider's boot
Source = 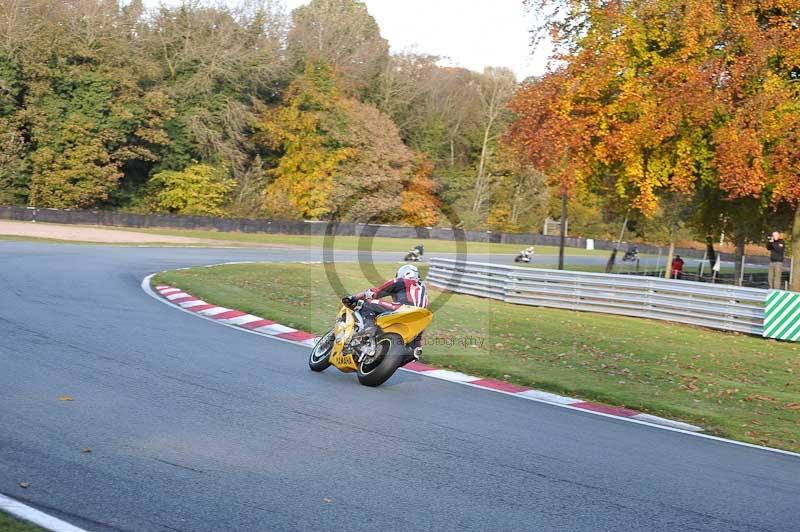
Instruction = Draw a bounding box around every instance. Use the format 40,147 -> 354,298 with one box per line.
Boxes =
410,335 -> 423,360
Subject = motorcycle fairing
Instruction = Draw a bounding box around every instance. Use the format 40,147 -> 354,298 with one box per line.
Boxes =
376,305 -> 433,344
330,306 -> 358,372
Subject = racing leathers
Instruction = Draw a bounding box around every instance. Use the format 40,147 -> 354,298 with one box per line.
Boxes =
347,277 -> 429,355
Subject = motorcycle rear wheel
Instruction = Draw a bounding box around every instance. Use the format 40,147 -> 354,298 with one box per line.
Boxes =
308,329 -> 334,372
357,333 -> 406,387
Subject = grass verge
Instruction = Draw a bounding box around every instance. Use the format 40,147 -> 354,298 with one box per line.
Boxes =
0,233 -> 287,248
132,227 -> 611,256
153,262 -> 800,452
0,511 -> 44,532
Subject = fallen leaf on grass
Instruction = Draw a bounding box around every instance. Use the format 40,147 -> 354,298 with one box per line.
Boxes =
19,482 -> 29,489
58,396 -> 74,401
785,403 -> 800,410
743,394 -> 777,402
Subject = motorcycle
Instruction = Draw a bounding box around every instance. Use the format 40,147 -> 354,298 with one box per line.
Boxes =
514,247 -> 535,263
404,245 -> 424,262
308,300 -> 432,387
622,247 -> 640,262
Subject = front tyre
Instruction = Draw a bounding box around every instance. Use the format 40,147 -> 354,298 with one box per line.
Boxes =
357,333 -> 406,387
309,330 -> 334,372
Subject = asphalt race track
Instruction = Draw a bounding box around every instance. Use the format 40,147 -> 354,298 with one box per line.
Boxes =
0,242 -> 797,532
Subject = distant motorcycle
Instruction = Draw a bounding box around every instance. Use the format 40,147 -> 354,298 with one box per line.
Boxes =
514,246 -> 535,263
404,244 -> 424,262
622,247 -> 640,262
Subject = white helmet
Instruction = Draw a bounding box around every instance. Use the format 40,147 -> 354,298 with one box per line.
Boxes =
397,264 -> 420,281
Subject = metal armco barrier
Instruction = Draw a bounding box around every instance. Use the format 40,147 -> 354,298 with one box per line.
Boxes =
428,258 -> 767,336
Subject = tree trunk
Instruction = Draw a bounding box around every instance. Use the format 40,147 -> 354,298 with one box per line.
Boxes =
606,213 -> 629,273
510,184 -> 521,226
705,236 -> 716,281
792,205 -> 800,292
733,233 -> 746,286
472,116 -> 494,214
664,240 -> 675,279
558,192 -> 567,270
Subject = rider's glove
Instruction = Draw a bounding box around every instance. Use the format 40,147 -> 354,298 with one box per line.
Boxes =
342,295 -> 357,307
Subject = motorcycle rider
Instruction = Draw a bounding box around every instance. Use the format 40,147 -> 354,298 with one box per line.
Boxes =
406,243 -> 424,261
624,246 -> 639,261
343,264 -> 429,359
515,246 -> 535,263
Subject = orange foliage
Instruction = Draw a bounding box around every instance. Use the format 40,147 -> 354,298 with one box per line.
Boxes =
401,158 -> 441,226
511,0 -> 800,216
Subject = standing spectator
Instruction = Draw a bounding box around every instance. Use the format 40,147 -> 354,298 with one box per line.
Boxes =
767,231 -> 786,290
671,255 -> 685,280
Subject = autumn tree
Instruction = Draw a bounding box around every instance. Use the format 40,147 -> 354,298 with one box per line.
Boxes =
18,0 -> 168,208
257,60 -> 417,221
472,67 -> 517,216
401,158 -> 441,227
287,0 -> 388,97
147,163 -> 235,216
508,71 -> 586,267
0,118 -> 29,205
404,64 -> 482,170
324,97 -> 415,221
0,0 -> 548,232
255,63 -> 354,219
515,0 -> 800,280
704,1 -> 800,287
142,1 -> 287,212
485,143 -> 548,232
374,53 -> 440,136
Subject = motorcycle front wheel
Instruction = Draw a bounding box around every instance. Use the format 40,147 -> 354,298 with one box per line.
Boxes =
308,329 -> 334,372
357,333 -> 406,387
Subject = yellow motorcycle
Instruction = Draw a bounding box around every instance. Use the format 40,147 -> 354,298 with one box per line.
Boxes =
309,300 -> 432,387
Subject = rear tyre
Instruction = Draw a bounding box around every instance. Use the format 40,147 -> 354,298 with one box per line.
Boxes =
357,333 -> 406,387
309,330 -> 334,372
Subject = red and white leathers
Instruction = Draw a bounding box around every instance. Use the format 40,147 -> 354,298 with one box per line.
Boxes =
355,277 -> 429,311
353,276 -> 429,353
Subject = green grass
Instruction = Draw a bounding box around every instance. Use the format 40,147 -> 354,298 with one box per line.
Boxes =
0,234 -> 92,244
0,234 -> 263,247
132,227 -> 612,256
0,512 -> 44,532
154,262 -> 800,452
